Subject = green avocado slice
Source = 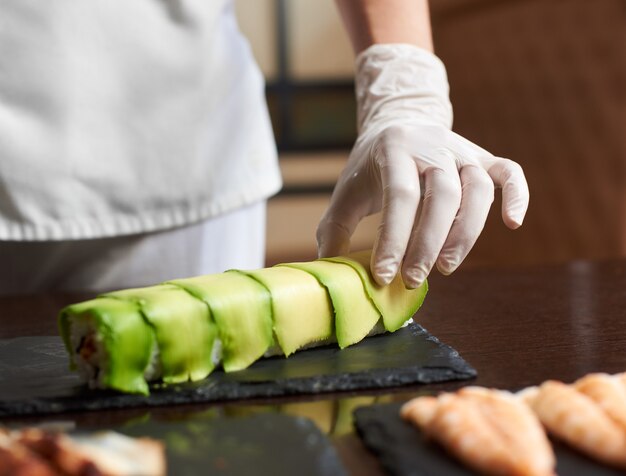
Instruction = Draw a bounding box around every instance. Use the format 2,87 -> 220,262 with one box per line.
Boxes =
279,260 -> 381,349
58,297 -> 155,395
239,267 -> 334,357
103,284 -> 217,384
323,250 -> 428,332
169,272 -> 273,372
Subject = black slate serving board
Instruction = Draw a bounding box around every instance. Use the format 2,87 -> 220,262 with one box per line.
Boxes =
354,403 -> 625,476
0,323 -> 475,417
111,412 -> 348,476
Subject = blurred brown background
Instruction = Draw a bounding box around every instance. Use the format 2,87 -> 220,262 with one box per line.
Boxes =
236,0 -> 626,268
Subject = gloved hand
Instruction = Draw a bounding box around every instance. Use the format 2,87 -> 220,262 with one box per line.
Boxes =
317,44 -> 529,288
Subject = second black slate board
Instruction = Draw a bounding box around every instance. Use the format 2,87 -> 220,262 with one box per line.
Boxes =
113,412 -> 348,476
354,403 -> 625,476
0,323 -> 475,417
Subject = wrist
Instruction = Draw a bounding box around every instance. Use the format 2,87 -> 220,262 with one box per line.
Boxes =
355,43 -> 453,135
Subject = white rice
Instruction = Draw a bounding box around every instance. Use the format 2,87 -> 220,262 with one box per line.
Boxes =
142,343 -> 162,382
211,338 -> 223,367
69,317 -> 108,389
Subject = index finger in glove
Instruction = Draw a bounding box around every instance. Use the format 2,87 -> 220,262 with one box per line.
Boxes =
316,173 -> 372,259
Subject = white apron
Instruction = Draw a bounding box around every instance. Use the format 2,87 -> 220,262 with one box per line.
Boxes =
0,0 -> 282,240
0,200 -> 267,294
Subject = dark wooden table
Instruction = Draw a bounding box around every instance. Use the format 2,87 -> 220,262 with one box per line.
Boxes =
2,259 -> 626,474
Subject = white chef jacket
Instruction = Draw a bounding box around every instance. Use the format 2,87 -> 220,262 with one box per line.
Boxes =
0,0 -> 282,241
0,200 -> 267,294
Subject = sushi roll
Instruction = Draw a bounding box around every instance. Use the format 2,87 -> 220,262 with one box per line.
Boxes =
2,427 -> 165,476
59,250 -> 428,395
168,272 -> 274,373
60,285 -> 220,395
102,284 -> 219,384
59,298 -> 157,395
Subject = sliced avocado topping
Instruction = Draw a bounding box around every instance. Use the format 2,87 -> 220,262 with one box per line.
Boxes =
59,249 -> 429,393
239,267 -> 334,357
279,260 -> 381,349
323,250 -> 428,331
104,284 -> 217,384
169,273 -> 273,372
58,297 -> 154,395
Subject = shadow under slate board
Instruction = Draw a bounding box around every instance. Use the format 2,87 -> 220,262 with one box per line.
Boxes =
354,403 -> 625,476
0,323 -> 475,417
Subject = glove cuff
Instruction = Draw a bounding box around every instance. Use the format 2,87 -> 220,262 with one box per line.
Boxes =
355,44 -> 453,135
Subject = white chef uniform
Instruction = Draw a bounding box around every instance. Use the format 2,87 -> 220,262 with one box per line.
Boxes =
0,0 -> 282,293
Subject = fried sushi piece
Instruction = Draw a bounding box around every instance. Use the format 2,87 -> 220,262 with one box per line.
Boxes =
401,387 -> 555,476
0,428 -> 165,476
15,429 -> 165,476
525,380 -> 626,469
574,373 -> 626,430
0,431 -> 56,476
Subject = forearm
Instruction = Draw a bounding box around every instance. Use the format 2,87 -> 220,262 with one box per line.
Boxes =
335,0 -> 433,53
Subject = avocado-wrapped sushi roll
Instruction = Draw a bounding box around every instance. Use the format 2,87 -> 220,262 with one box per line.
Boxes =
168,273 -> 274,373
59,284 -> 219,395
59,251 -> 428,395
59,298 -> 157,395
103,284 -> 219,384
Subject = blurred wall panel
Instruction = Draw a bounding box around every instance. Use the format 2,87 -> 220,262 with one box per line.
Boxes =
234,0 -> 278,80
267,194 -> 379,265
286,0 -> 354,79
266,150 -> 380,266
432,0 -> 626,266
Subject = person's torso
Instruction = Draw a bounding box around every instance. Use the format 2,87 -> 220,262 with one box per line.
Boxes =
0,0 -> 281,240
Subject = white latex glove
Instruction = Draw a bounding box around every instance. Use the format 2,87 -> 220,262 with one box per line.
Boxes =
317,44 -> 529,288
